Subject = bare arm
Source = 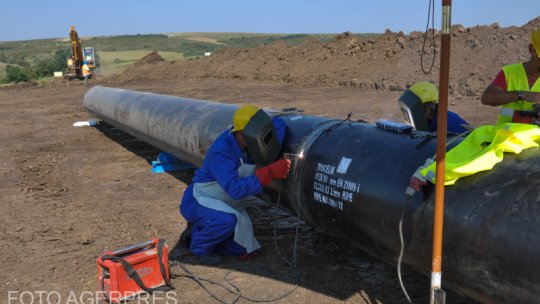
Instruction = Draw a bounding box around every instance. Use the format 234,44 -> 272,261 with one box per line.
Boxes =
481,83 -> 540,106
481,83 -> 519,106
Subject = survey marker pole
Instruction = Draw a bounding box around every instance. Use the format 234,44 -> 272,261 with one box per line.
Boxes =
431,1 -> 452,304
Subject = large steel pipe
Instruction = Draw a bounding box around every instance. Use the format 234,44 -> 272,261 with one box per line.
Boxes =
84,86 -> 540,304
84,86 -> 238,167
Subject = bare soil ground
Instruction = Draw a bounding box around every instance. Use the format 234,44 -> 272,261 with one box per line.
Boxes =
4,17 -> 537,304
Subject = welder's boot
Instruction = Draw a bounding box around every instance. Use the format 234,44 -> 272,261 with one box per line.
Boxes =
238,250 -> 262,261
180,222 -> 193,249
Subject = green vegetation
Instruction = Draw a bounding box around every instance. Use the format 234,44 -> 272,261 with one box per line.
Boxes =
0,32 -> 340,83
84,34 -> 220,57
5,65 -> 28,82
1,48 -> 70,83
217,34 -> 324,47
0,62 -> 7,79
0,38 -> 66,66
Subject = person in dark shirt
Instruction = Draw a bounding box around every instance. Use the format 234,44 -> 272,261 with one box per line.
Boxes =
408,81 -> 469,133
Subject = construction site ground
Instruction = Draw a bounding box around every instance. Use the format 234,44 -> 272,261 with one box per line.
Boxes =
6,17 -> 540,304
0,77 -> 499,304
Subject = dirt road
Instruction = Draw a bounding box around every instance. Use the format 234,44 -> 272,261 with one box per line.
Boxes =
1,78 -> 495,303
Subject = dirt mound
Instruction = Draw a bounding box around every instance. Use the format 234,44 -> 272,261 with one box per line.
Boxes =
135,50 -> 164,65
116,17 -> 540,96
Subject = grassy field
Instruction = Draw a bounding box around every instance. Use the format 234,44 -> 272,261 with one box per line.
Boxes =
165,32 -> 292,44
97,50 -> 184,76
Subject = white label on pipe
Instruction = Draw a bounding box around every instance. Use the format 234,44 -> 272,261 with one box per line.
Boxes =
336,157 -> 352,174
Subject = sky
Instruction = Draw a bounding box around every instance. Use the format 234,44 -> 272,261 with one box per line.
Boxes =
0,0 -> 538,42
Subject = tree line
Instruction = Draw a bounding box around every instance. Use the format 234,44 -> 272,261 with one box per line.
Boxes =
2,48 -> 71,83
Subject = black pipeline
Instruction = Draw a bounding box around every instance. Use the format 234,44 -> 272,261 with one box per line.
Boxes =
84,86 -> 540,304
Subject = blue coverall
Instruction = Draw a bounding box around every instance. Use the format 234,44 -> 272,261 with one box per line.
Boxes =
429,110 -> 469,134
180,117 -> 286,257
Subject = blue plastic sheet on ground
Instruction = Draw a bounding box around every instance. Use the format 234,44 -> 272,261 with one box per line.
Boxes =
152,152 -> 196,173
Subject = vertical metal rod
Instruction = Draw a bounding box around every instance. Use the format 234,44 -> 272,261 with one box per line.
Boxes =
431,1 -> 451,303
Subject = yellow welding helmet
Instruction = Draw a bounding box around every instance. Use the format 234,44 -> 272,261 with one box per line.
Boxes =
409,82 -> 439,104
531,28 -> 540,57
232,104 -> 259,132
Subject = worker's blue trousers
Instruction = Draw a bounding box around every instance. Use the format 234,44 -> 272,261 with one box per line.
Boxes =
180,184 -> 247,257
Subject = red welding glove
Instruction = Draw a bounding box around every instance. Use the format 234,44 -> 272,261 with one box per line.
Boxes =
255,159 -> 291,187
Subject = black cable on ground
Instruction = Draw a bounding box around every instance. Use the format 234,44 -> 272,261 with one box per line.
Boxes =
223,269 -> 298,303
273,182 -> 295,267
171,260 -> 299,304
272,182 -> 301,273
171,261 -> 240,304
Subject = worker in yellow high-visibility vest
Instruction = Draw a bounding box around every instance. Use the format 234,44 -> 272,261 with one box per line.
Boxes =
82,61 -> 90,86
481,28 -> 540,125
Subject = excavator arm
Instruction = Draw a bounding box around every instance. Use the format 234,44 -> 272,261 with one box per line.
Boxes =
69,26 -> 83,65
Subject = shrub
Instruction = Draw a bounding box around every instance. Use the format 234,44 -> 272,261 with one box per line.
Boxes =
52,48 -> 71,71
5,65 -> 29,83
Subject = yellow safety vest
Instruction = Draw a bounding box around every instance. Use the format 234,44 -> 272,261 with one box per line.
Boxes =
496,63 -> 540,125
420,123 -> 540,185
82,64 -> 90,76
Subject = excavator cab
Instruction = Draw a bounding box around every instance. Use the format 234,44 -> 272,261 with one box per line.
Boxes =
83,47 -> 96,69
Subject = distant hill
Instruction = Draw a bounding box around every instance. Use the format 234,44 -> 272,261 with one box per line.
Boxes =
0,32 -> 346,83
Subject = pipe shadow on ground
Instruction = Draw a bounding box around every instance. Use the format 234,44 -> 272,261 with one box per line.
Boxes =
94,123 -> 194,185
93,122 -> 472,304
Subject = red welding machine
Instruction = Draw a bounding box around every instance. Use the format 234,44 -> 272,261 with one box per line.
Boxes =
97,238 -> 173,303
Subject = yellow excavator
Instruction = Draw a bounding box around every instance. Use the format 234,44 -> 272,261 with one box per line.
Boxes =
65,26 -> 95,80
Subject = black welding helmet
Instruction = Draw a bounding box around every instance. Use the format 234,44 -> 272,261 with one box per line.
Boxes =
242,109 -> 281,166
398,82 -> 438,132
